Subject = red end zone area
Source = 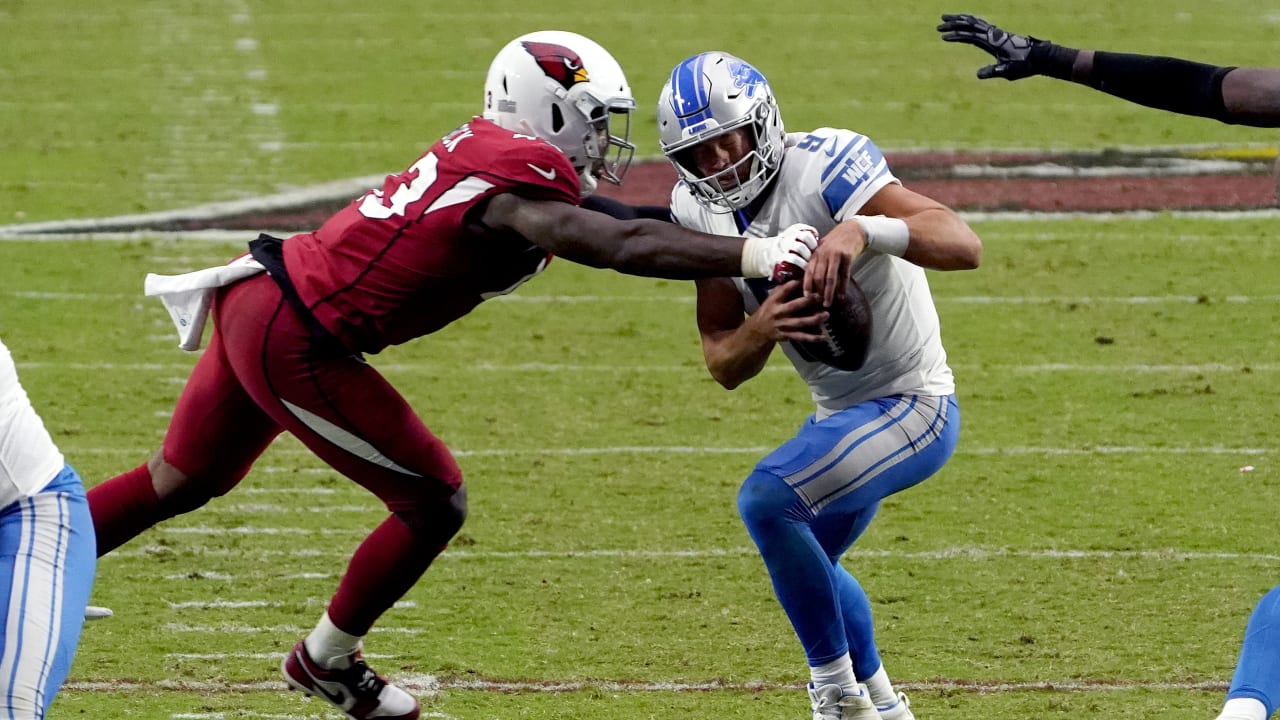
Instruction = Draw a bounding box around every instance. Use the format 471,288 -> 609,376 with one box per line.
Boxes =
7,148 -> 1270,236
594,150 -> 1277,213
247,148 -> 1278,233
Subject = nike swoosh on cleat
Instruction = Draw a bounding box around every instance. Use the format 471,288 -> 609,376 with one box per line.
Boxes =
527,163 -> 556,180
295,654 -> 349,706
312,681 -> 347,706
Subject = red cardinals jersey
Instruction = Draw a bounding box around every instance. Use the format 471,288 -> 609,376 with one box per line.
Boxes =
283,117 -> 581,353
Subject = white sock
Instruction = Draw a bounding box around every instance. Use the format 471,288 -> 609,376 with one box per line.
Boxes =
304,611 -> 362,670
861,664 -> 898,708
811,655 -> 860,696
1216,698 -> 1268,720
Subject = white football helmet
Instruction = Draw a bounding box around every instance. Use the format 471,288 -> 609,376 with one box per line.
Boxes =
657,52 -> 785,212
483,31 -> 636,196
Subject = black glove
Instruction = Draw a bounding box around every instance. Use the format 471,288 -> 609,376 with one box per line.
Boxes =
937,13 -> 1048,80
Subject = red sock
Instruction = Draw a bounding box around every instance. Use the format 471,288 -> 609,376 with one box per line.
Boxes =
88,463 -> 162,556
327,515 -> 444,636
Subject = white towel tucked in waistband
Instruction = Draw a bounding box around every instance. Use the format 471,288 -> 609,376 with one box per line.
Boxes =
144,254 -> 266,351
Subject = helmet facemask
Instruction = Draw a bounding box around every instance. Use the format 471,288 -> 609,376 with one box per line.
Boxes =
657,52 -> 785,213
572,91 -> 636,187
668,104 -> 779,212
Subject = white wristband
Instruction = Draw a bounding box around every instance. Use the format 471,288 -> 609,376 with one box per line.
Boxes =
853,215 -> 909,257
740,236 -> 770,278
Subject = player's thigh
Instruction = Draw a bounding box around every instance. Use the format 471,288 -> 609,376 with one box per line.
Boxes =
162,321 -> 283,486
214,276 -> 461,505
0,469 -> 95,716
265,355 -> 461,507
760,394 -> 959,515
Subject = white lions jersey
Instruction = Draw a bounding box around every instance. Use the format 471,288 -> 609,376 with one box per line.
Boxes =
0,337 -> 64,508
670,128 -> 955,418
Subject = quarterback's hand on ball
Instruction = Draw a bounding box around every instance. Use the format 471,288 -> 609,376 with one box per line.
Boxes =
741,223 -> 818,279
802,221 -> 867,307
937,13 -> 1045,80
747,280 -> 828,344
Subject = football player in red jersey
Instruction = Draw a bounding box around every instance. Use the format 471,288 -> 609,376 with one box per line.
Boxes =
940,14 -> 1280,720
85,30 -> 822,720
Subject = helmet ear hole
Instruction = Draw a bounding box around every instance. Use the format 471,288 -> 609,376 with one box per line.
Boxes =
551,104 -> 564,133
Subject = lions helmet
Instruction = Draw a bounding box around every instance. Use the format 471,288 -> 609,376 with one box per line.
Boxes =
657,52 -> 785,212
484,31 -> 636,196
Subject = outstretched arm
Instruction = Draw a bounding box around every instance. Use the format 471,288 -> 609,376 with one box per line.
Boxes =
479,193 -> 816,280
937,13 -> 1280,127
579,194 -> 673,222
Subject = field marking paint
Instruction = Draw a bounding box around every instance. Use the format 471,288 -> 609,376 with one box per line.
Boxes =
162,623 -> 421,634
4,208 -> 1280,242
219,503 -> 377,513
121,545 -> 1280,563
167,599 -> 415,610
10,290 -> 1280,307
60,675 -> 1230,697
21,359 -> 1280,375
67,444 -> 1277,464
5,210 -> 1280,243
167,652 -> 393,660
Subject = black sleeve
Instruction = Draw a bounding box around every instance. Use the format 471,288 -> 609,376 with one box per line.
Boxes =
1085,51 -> 1236,122
580,194 -> 673,223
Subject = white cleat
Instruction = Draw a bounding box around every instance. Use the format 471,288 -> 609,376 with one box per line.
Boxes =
84,605 -> 114,620
809,682 -> 880,720
878,691 -> 915,720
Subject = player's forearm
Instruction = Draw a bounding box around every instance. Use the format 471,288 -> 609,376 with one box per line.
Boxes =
1033,47 -> 1279,125
701,328 -> 773,390
1220,67 -> 1280,127
899,210 -> 982,271
609,221 -> 745,279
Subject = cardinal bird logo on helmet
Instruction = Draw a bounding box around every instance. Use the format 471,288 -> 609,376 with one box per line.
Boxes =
521,41 -> 589,90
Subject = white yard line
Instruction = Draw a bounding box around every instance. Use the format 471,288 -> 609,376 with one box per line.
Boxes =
60,675 -> 1230,698
12,290 -> 1280,304
121,545 -> 1280,563
18,360 -> 1280,376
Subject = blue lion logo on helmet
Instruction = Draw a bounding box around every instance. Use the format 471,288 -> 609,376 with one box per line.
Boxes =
727,60 -> 766,98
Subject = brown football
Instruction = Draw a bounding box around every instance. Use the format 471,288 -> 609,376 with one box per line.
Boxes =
776,268 -> 873,372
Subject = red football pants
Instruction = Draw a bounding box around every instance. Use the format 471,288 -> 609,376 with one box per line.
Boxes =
163,273 -> 462,507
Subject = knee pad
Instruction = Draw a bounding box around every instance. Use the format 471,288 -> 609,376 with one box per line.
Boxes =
395,484 -> 468,547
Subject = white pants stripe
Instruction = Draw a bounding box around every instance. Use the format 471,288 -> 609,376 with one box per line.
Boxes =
1,492 -> 71,718
782,395 -> 950,514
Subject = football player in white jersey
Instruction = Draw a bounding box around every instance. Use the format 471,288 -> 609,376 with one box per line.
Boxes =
939,14 -> 1280,720
0,337 -> 96,718
656,52 -> 982,720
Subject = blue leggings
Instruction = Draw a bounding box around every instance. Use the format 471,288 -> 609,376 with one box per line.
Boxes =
1227,584 -> 1280,716
737,395 -> 959,677
0,467 -> 96,719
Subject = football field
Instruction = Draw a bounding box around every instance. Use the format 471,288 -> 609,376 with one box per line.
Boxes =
3,0 -> 1280,718
2,214 -> 1277,719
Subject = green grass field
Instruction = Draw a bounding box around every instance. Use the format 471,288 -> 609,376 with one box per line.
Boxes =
3,1 -> 1280,719
5,0 -> 1280,224
1,215 -> 1277,719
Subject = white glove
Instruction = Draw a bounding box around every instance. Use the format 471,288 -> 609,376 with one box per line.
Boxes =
740,223 -> 819,279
